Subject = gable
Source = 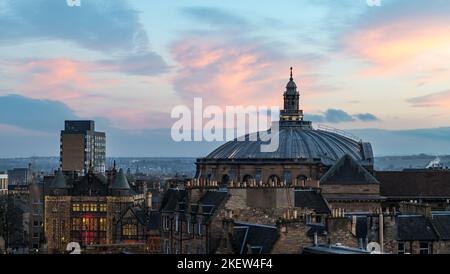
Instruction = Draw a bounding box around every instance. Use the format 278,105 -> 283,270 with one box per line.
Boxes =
320,154 -> 379,186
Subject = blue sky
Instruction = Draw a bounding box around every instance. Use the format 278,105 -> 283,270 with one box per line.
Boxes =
1,0 -> 450,157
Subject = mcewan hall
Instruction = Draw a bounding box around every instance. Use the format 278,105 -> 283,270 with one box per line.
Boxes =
27,69 -> 450,255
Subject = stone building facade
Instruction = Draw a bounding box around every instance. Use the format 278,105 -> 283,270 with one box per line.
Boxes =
44,168 -> 140,253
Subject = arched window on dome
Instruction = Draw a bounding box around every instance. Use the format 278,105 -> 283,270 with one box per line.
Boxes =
296,175 -> 308,187
267,175 -> 280,187
242,175 -> 254,186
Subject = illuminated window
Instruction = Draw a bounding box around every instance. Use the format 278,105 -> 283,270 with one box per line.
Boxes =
90,204 -> 97,212
82,217 -> 97,231
99,204 -> 107,212
99,218 -> 107,231
72,204 -> 81,212
72,218 -> 81,231
122,224 -> 137,236
82,204 -> 90,212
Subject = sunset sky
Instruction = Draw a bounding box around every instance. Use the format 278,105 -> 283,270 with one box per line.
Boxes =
1,0 -> 450,157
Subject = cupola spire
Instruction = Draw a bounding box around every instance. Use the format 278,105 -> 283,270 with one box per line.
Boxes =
280,67 -> 311,128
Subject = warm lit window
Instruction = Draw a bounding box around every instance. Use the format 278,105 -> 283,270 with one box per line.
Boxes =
99,218 -> 107,231
90,204 -> 97,212
72,218 -> 81,231
122,224 -> 137,236
99,204 -> 107,212
72,203 -> 81,212
82,217 -> 97,231
82,204 -> 90,212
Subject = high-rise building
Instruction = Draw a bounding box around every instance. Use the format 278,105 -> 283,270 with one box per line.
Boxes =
7,167 -> 31,186
60,120 -> 106,175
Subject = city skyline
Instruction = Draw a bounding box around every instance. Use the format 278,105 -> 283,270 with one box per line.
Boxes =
1,0 -> 450,157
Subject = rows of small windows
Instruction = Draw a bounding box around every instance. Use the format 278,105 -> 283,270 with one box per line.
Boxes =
72,203 -> 107,212
72,217 -> 107,231
398,241 -> 433,254
163,215 -> 203,236
122,224 -> 137,236
163,240 -> 204,254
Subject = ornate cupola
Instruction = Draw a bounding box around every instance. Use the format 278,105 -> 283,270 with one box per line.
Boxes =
280,67 -> 311,128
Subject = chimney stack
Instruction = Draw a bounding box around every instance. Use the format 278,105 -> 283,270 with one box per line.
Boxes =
146,191 -> 153,209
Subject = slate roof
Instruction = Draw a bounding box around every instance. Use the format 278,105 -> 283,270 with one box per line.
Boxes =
119,207 -> 161,231
306,223 -> 326,237
199,190 -> 228,208
377,171 -> 450,198
202,128 -> 372,166
160,189 -> 228,220
231,222 -> 279,254
71,172 -> 109,196
294,189 -> 331,214
160,188 -> 187,211
397,216 -> 438,241
320,154 -> 379,185
303,244 -> 370,254
111,169 -> 130,190
50,169 -> 69,189
431,215 -> 450,240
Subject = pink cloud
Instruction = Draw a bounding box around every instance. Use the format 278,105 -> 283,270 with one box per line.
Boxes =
344,17 -> 450,76
7,58 -> 168,130
171,35 -> 320,109
408,89 -> 450,108
16,58 -> 110,101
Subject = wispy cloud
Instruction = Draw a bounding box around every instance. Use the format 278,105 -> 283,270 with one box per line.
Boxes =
407,89 -> 450,108
306,109 -> 379,123
181,7 -> 248,27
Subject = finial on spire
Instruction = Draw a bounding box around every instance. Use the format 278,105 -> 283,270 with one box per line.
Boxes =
290,67 -> 293,81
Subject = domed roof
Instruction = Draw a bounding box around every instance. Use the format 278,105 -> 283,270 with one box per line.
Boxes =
201,66 -> 373,166
286,67 -> 298,94
204,126 -> 373,166
286,79 -> 297,90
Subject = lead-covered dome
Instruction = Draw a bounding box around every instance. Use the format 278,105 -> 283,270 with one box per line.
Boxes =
204,126 -> 373,166
199,67 -> 374,167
